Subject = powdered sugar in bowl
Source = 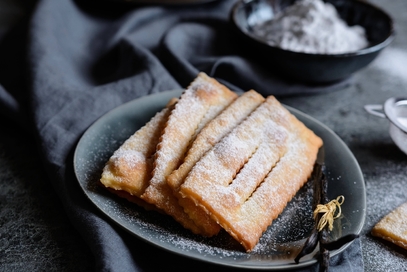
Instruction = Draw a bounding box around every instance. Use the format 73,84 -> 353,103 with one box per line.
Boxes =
231,0 -> 394,83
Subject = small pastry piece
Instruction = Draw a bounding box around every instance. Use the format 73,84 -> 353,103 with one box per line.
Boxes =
141,72 -> 238,236
180,96 -> 323,251
100,98 -> 177,205
372,202 -> 407,250
167,90 -> 265,231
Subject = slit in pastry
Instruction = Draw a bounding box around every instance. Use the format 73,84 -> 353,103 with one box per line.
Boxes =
180,96 -> 323,251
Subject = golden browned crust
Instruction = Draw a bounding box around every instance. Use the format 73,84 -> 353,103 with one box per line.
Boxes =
167,90 -> 265,191
166,90 -> 265,234
372,202 -> 407,250
100,99 -> 176,198
180,96 -> 323,251
141,72 -> 238,236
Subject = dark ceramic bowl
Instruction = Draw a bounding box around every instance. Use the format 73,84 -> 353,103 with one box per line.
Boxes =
231,0 -> 395,83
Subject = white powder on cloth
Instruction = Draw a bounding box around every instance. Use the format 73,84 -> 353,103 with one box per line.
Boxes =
253,0 -> 368,54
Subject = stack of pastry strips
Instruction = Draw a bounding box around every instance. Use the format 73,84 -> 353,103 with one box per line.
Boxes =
100,72 -> 323,251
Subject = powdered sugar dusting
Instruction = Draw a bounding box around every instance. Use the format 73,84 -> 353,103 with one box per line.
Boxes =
111,149 -> 145,168
229,122 -> 288,202
180,95 -> 321,251
252,0 -> 368,54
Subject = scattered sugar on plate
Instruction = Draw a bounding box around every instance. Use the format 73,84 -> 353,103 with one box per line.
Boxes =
99,172 -> 319,262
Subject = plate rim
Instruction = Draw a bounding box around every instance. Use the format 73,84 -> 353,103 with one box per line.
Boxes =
73,89 -> 366,270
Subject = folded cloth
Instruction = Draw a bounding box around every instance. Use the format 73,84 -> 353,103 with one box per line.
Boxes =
0,0 -> 362,271
161,19 -> 352,96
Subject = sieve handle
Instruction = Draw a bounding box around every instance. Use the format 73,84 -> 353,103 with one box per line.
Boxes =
364,104 -> 386,118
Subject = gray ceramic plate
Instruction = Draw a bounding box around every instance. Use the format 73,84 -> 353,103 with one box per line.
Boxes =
74,90 -> 365,270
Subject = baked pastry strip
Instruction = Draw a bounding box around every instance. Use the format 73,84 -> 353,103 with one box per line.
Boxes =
167,90 -> 265,191
167,90 -> 265,229
372,202 -> 407,250
180,96 -> 323,251
141,72 -> 238,236
179,96 -> 289,249
100,98 -> 177,208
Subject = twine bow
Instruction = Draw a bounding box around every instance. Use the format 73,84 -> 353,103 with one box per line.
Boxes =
314,195 -> 344,232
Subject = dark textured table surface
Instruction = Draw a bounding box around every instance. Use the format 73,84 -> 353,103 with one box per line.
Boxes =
1,0 -> 407,271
